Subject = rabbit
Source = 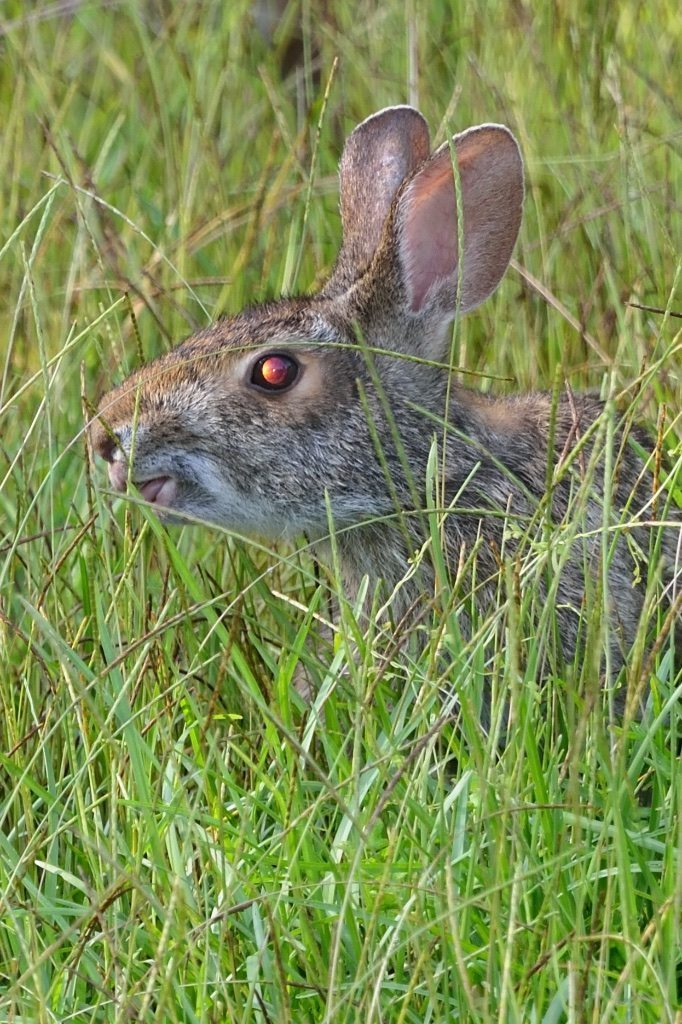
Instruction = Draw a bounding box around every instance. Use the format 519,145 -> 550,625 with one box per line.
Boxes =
92,105 -> 680,682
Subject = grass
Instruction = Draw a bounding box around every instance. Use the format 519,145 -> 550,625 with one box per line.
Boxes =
0,0 -> 680,1021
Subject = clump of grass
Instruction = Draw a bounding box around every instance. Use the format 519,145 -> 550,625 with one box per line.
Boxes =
0,2 -> 680,1021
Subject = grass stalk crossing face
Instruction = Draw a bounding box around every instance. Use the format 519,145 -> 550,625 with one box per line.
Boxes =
0,2 -> 680,1021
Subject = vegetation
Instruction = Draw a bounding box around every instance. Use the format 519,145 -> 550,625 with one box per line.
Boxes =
0,1 -> 679,1020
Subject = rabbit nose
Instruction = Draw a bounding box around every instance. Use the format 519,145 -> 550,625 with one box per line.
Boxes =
91,422 -> 129,491
108,460 -> 128,492
91,422 -> 119,464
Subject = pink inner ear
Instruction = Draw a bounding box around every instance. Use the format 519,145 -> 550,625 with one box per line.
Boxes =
401,162 -> 459,311
396,125 -> 524,316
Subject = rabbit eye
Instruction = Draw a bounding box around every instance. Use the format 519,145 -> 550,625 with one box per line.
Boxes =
251,353 -> 299,392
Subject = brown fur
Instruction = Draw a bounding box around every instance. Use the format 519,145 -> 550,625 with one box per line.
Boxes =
92,106 -> 680,684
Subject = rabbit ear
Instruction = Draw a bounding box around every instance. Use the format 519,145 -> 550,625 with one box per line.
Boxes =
394,124 -> 523,316
324,106 -> 430,295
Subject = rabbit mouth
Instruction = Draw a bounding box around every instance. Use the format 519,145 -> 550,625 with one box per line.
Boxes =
106,460 -> 178,509
136,476 -> 178,508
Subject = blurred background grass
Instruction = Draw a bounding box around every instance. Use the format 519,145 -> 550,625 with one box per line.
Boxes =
0,2 -> 680,1021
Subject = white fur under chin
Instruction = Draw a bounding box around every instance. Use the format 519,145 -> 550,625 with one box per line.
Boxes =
135,450 -> 300,539
202,476 -> 296,539
126,437 -> 384,541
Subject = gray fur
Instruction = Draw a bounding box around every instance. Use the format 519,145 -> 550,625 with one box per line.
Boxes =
92,106 -> 680,679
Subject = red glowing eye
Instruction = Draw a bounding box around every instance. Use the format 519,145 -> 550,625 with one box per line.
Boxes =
251,354 -> 299,391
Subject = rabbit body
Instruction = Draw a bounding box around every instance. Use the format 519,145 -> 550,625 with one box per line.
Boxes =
93,106 -> 679,667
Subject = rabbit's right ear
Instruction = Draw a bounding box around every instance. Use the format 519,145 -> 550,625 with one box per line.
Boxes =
323,106 -> 430,296
393,124 -> 524,320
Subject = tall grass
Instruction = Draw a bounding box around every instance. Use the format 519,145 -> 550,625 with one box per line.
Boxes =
0,1 -> 680,1021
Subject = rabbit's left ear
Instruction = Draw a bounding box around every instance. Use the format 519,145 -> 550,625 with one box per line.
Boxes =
324,106 -> 430,295
394,124 -> 524,315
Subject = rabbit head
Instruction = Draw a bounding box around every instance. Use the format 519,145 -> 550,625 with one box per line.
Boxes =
92,106 -> 524,554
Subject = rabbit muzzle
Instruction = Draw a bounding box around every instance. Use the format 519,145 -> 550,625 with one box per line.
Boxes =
104,449 -> 178,510
111,465 -> 177,509
107,459 -> 128,491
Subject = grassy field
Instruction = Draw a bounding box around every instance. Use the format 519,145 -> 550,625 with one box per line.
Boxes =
1,1 -> 680,1021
